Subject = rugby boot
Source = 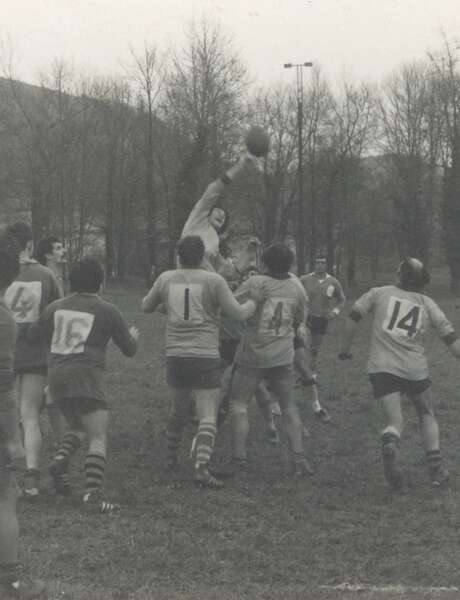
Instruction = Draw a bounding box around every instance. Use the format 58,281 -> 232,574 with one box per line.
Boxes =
314,407 -> 331,424
382,442 -> 404,491
292,454 -> 314,477
22,469 -> 40,500
193,464 -> 224,489
83,490 -> 120,514
49,457 -> 72,496
430,464 -> 450,488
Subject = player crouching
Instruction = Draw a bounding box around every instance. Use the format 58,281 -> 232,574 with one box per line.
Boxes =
28,258 -> 138,513
142,236 -> 265,489
339,258 -> 460,491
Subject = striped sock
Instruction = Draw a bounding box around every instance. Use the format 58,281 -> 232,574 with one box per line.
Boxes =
426,449 -> 442,470
194,421 -> 217,467
84,453 -> 107,495
54,432 -> 81,463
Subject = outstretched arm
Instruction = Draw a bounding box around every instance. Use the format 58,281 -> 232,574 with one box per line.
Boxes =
338,312 -> 361,359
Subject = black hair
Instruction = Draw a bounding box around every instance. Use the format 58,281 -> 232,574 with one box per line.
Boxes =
218,238 -> 232,259
397,258 -> 430,291
5,221 -> 33,251
262,243 -> 294,278
69,257 -> 104,293
35,236 -> 61,265
177,235 -> 205,268
0,233 -> 20,289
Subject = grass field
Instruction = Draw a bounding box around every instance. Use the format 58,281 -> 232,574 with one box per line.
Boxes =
18,278 -> 460,599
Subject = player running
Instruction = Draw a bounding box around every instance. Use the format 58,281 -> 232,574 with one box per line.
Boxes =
28,258 -> 138,513
0,232 -> 45,599
142,235 -> 265,489
300,254 -> 346,372
4,222 -> 62,499
228,243 -> 314,476
339,258 -> 460,490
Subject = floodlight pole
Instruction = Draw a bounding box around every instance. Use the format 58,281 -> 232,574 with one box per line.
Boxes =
284,62 -> 313,273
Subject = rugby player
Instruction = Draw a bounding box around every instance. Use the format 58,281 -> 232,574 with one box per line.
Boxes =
300,254 -> 346,373
228,243 -> 314,476
4,222 -> 62,499
339,258 -> 460,490
181,152 -> 259,275
28,258 -> 138,513
35,236 -> 67,443
142,235 -> 265,489
0,232 -> 45,599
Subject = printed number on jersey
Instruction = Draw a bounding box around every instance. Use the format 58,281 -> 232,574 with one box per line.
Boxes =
168,284 -> 204,324
260,296 -> 294,336
51,310 -> 95,354
383,297 -> 422,339
4,281 -> 42,323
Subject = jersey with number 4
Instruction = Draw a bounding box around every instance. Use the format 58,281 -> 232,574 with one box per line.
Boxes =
234,275 -> 307,368
4,260 -> 62,371
28,293 -> 137,401
352,285 -> 454,380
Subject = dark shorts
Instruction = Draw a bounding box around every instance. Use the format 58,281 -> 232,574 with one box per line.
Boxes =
234,363 -> 294,383
307,315 -> 328,336
166,357 -> 222,390
219,338 -> 239,365
57,397 -> 108,425
15,366 -> 47,377
369,372 -> 431,400
293,335 -> 306,350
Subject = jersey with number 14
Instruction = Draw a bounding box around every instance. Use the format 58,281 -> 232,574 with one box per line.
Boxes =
352,285 -> 454,380
28,293 -> 137,401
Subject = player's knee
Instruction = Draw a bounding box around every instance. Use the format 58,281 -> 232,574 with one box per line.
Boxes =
88,437 -> 106,456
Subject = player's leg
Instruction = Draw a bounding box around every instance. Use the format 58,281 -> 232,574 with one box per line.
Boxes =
165,388 -> 192,469
409,386 -> 448,487
0,424 -> 44,598
17,373 -> 46,498
192,387 -> 223,488
49,398 -> 85,496
270,366 -> 314,476
254,382 -> 279,444
379,392 -> 404,490
44,386 -> 62,446
294,344 -> 330,423
79,405 -> 116,513
228,366 -> 262,463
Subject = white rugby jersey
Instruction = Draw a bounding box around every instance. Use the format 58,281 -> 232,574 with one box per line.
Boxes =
352,285 -> 455,380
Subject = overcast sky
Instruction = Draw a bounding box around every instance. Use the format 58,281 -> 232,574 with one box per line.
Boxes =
3,0 -> 460,87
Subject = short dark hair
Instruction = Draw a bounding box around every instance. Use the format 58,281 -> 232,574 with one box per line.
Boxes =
5,221 -> 33,251
35,236 -> 61,265
262,243 -> 294,277
177,236 -> 205,268
69,257 -> 104,293
0,233 -> 20,289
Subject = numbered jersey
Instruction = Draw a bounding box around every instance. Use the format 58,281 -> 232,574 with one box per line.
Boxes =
28,293 -> 137,401
4,260 -> 62,372
234,275 -> 307,368
0,301 -> 17,393
352,285 -> 455,380
300,273 -> 345,317
146,269 -> 240,358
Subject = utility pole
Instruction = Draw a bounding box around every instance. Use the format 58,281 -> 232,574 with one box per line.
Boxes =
284,61 -> 313,273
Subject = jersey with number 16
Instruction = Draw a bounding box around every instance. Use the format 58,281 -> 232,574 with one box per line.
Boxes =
352,284 -> 455,380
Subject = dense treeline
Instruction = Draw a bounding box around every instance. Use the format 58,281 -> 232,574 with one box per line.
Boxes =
1,21 -> 460,289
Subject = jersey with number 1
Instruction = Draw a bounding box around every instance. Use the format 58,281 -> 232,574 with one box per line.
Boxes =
29,293 -> 137,401
4,260 -> 62,372
234,275 -> 307,368
352,285 -> 454,380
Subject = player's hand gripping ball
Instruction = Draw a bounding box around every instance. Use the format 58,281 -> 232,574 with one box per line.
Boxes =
245,126 -> 270,157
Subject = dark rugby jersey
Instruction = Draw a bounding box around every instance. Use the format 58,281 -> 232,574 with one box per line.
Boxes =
0,300 -> 17,393
4,260 -> 62,371
28,293 -> 137,402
